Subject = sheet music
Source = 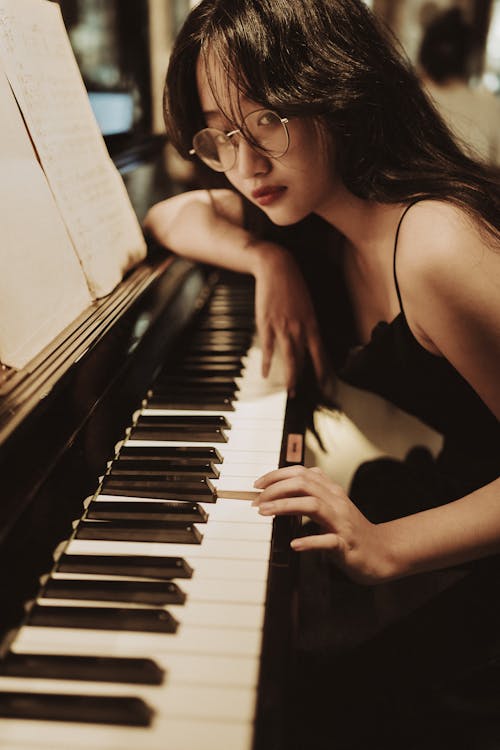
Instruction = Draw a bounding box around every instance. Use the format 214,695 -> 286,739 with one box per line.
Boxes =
0,0 -> 147,298
0,65 -> 92,369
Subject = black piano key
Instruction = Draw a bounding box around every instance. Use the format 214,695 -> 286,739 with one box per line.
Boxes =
29,605 -> 179,634
108,473 -> 215,486
43,578 -> 186,606
207,306 -> 253,315
179,355 -> 244,365
148,384 -> 238,399
180,343 -> 246,355
189,329 -> 252,340
76,519 -> 203,544
186,344 -> 249,356
88,500 -> 208,523
101,476 -> 217,502
197,316 -> 254,331
0,692 -> 153,726
206,302 -> 253,312
130,425 -> 228,442
0,653 -> 165,684
111,457 -> 220,478
137,415 -> 232,429
108,470 -> 215,482
58,554 -> 193,579
118,445 -> 224,463
146,395 -> 234,411
165,364 -> 243,376
153,374 -> 239,387
148,387 -> 239,402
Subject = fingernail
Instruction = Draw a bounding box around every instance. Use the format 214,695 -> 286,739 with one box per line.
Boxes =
253,478 -> 264,488
259,502 -> 274,514
290,539 -> 304,550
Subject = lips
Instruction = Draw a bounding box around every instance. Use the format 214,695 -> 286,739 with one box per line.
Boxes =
251,185 -> 287,205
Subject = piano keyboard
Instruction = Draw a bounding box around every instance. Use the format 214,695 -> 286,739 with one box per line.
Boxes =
0,279 -> 300,750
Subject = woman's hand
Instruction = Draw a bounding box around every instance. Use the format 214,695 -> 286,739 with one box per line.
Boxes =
252,243 -> 328,395
253,465 -> 394,584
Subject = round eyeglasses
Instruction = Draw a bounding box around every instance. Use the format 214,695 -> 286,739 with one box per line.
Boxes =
189,109 -> 289,172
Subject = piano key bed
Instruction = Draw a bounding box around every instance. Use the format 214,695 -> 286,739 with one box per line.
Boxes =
0,277 -> 303,750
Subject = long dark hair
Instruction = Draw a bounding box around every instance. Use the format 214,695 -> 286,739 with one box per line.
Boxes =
164,0 -> 499,240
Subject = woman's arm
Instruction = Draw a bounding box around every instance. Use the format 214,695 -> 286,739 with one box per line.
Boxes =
144,188 -> 259,273
252,466 -> 500,584
252,201 -> 500,584
144,189 -> 329,393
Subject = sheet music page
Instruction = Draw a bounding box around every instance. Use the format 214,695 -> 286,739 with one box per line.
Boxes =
0,65 -> 92,369
0,0 -> 147,298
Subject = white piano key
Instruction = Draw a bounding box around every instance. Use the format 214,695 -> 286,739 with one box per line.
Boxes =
194,520 -> 272,542
56,551 -> 270,582
176,576 -> 267,604
125,430 -> 281,452
0,715 -> 254,750
66,537 -> 271,562
0,678 -> 257,723
199,499 -> 272,527
123,442 -> 280,463
48,573 -> 268,605
209,461 -> 276,477
93,496 -> 271,525
142,410 -> 284,429
153,651 -> 259,687
12,623 -> 262,659
210,482 -> 262,500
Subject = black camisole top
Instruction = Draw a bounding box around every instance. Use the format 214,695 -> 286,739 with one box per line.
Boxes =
338,202 -> 500,500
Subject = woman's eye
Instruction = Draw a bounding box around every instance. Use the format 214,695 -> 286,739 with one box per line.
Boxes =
257,113 -> 273,126
214,132 -> 229,145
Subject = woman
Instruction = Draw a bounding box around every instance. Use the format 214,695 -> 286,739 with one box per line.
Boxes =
144,0 -> 500,746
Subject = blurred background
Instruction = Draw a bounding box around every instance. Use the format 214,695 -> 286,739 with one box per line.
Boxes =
52,0 -> 500,218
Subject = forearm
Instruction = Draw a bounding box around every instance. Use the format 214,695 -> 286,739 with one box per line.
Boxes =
381,475 -> 500,580
143,189 -> 277,277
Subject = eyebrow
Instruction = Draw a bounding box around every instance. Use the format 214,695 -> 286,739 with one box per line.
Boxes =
202,110 -> 234,130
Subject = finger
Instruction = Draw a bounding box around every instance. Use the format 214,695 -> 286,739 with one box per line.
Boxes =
291,533 -> 343,552
275,329 -> 299,395
259,324 -> 275,378
253,464 -> 314,491
258,495 -> 324,518
307,466 -> 344,494
254,464 -> 301,488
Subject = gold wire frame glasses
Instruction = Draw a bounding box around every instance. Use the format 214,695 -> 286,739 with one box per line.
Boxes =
189,108 -> 290,172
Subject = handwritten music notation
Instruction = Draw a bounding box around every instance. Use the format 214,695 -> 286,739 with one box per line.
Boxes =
0,0 -> 146,299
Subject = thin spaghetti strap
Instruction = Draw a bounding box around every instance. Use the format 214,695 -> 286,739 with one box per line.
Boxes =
392,200 -> 422,314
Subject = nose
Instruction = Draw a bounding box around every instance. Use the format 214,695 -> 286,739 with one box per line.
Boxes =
234,137 -> 270,178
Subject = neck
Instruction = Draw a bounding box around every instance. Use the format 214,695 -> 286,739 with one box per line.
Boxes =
314,184 -> 406,256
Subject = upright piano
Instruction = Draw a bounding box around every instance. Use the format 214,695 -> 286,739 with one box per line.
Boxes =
0,141 -> 305,750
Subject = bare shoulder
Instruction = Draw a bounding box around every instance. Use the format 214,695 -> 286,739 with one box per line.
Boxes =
395,200 -> 500,417
395,199 -> 500,304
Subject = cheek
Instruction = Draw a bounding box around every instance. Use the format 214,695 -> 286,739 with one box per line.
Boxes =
223,170 -> 244,194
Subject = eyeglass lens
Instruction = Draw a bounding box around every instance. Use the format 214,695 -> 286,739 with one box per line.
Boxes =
192,109 -> 289,172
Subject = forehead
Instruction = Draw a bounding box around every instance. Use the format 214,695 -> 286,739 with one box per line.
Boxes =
195,52 -> 244,118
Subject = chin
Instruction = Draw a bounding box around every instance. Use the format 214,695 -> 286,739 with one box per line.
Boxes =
260,205 -> 311,227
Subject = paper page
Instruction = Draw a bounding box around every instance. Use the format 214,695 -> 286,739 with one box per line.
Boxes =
0,66 -> 92,369
0,0 -> 147,298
